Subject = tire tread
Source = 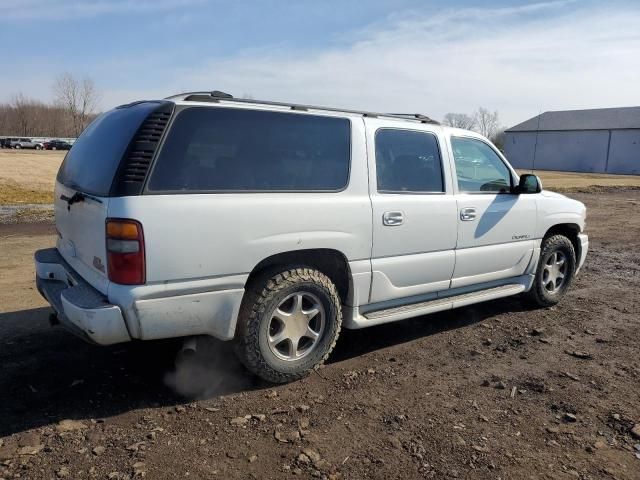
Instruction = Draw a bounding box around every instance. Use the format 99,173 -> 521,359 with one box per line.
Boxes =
526,234 -> 576,307
234,267 -> 342,383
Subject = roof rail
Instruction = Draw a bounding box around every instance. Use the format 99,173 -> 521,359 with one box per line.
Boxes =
164,90 -> 233,101
163,91 -> 440,125
386,113 -> 438,124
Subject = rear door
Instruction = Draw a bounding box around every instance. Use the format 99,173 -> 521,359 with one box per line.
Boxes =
55,102 -> 165,294
448,135 -> 536,288
367,119 -> 458,304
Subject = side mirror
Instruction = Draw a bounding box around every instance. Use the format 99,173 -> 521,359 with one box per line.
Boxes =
515,174 -> 542,194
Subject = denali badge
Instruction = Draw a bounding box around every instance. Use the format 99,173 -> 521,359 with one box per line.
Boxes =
512,234 -> 531,240
93,256 -> 105,272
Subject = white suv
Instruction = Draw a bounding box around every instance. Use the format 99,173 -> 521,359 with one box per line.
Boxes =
11,138 -> 43,149
35,91 -> 588,383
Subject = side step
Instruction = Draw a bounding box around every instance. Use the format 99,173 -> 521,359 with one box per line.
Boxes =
362,283 -> 525,323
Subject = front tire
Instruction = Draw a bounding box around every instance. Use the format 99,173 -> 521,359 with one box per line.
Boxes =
234,267 -> 342,383
527,235 -> 576,307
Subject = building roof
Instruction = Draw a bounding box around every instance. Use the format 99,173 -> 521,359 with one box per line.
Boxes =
506,106 -> 640,132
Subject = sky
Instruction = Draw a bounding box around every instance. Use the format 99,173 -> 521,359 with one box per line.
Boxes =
1,0 -> 639,127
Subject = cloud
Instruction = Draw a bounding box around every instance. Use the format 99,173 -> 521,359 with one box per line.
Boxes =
0,0 -> 205,20
149,0 -> 639,127
4,0 -> 639,128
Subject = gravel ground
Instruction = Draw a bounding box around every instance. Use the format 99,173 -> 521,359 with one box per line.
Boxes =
0,189 -> 638,480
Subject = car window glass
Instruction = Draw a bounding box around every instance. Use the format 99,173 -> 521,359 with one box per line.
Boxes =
375,129 -> 444,193
57,102 -> 160,196
148,107 -> 351,192
451,137 -> 512,193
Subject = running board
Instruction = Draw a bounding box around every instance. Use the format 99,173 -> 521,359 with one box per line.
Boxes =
353,283 -> 526,327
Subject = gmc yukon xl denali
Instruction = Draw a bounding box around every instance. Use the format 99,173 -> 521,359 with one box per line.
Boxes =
35,91 -> 588,383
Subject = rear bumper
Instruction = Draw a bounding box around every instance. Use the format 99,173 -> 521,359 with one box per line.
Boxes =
36,247 -> 246,344
576,233 -> 588,274
35,248 -> 131,345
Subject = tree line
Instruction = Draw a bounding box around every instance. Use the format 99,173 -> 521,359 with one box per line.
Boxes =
441,107 -> 505,150
0,73 -> 100,138
1,78 -> 506,149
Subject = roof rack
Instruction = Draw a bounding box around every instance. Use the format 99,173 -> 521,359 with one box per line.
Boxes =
164,91 -> 440,125
386,113 -> 438,123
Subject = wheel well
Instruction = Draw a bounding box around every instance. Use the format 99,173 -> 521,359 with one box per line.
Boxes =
246,249 -> 352,305
544,223 -> 581,260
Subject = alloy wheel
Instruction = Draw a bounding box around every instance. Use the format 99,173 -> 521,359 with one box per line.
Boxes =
542,251 -> 567,293
267,291 -> 325,361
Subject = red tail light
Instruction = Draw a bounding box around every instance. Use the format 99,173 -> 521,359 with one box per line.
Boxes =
106,219 -> 145,285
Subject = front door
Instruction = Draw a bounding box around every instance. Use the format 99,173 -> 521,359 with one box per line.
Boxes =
367,121 -> 458,304
448,135 -> 536,289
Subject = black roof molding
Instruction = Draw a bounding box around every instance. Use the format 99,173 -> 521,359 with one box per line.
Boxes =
116,99 -> 168,109
182,91 -> 234,102
164,91 -> 439,125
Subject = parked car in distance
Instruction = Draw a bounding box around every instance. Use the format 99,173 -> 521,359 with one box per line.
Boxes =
11,138 -> 42,149
1,137 -> 20,148
34,91 -> 589,383
0,138 -> 16,148
43,139 -> 72,150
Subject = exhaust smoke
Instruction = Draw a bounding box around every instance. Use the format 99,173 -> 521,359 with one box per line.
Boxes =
164,336 -> 255,399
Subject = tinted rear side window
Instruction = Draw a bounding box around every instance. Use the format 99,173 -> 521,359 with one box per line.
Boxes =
147,107 -> 351,192
57,102 -> 161,196
375,129 -> 444,193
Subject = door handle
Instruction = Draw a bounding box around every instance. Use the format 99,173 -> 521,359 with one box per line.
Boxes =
460,207 -> 477,221
382,211 -> 404,226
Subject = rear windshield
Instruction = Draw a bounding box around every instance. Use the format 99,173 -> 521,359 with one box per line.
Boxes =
147,107 -> 351,192
57,102 -> 160,196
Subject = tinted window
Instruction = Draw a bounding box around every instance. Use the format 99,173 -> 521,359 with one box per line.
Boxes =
375,129 -> 444,193
57,102 -> 161,196
451,137 -> 512,193
148,107 -> 351,192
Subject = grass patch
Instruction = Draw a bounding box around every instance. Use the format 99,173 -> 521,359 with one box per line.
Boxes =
0,182 -> 53,204
1,207 -> 54,225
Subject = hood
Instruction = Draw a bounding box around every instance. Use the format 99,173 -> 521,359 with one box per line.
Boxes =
540,189 -> 568,199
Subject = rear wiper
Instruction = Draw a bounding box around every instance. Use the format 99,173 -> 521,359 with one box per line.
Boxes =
60,192 -> 103,210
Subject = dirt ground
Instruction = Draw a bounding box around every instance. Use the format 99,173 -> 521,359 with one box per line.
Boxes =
523,170 -> 640,190
0,188 -> 639,480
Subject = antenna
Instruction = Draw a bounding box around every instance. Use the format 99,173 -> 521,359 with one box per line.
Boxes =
531,109 -> 542,174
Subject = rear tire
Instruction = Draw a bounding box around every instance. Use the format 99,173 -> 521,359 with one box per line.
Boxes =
526,234 -> 576,307
234,267 -> 342,383
14,144 -> 21,149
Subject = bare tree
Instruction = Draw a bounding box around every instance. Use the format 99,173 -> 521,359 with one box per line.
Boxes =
53,73 -> 100,137
0,94 -> 98,137
0,100 -> 97,137
490,129 -> 506,152
442,113 -> 476,130
11,94 -> 34,136
473,107 -> 500,139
